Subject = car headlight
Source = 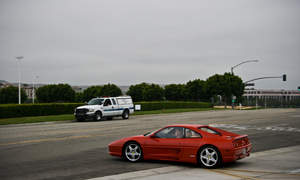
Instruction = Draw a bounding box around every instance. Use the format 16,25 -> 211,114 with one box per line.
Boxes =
89,109 -> 95,112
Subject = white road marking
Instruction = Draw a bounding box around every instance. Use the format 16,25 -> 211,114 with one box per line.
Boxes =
289,169 -> 300,174
209,124 -> 300,133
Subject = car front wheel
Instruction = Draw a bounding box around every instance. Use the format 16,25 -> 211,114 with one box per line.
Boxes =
123,142 -> 142,162
198,146 -> 221,168
94,111 -> 102,121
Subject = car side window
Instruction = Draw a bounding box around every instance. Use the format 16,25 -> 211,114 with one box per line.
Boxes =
155,127 -> 184,138
199,127 -> 221,135
111,99 -> 116,105
104,99 -> 112,106
185,128 -> 202,138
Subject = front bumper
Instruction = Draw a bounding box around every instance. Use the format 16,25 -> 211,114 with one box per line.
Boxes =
74,112 -> 95,120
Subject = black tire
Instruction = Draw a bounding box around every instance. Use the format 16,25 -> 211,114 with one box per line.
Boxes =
123,142 -> 143,162
122,110 -> 129,119
94,111 -> 102,121
198,145 -> 221,168
76,117 -> 84,122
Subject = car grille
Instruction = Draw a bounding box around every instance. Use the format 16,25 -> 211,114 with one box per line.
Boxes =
76,108 -> 88,114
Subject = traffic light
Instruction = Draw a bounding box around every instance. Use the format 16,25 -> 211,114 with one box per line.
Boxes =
298,86 -> 300,91
283,74 -> 287,81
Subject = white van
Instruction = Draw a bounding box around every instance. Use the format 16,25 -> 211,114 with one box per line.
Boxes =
74,96 -> 134,121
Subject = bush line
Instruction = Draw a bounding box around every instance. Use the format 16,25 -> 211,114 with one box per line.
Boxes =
0,101 -> 212,119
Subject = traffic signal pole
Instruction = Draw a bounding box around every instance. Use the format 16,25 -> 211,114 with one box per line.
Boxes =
244,74 -> 287,84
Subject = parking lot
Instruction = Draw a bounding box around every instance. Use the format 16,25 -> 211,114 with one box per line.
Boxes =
0,108 -> 300,180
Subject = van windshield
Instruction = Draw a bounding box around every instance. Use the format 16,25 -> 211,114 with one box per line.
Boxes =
88,98 -> 104,105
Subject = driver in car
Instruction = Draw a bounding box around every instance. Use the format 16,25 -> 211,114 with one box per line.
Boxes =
174,128 -> 183,138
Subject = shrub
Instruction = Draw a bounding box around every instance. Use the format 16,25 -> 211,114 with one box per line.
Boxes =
0,103 -> 84,118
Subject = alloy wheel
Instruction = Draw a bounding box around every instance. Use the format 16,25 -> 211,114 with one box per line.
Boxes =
200,147 -> 219,168
125,143 -> 142,162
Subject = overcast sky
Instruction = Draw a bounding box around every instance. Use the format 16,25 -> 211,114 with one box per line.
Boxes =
0,0 -> 299,89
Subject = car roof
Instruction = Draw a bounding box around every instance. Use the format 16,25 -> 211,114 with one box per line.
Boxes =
166,124 -> 208,128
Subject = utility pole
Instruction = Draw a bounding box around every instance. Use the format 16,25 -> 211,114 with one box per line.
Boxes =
16,56 -> 23,104
32,75 -> 39,104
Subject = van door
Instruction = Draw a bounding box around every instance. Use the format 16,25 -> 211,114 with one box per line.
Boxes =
111,98 -> 121,116
102,99 -> 114,116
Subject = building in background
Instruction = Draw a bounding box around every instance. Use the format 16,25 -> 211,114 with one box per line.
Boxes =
243,89 -> 300,107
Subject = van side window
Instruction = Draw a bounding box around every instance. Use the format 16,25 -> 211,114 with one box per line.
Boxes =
112,99 -> 116,105
104,99 -> 112,106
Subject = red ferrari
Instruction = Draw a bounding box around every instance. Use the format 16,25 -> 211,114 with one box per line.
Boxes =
108,124 -> 252,168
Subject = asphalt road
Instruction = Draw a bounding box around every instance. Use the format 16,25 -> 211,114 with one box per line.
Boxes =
0,109 -> 300,180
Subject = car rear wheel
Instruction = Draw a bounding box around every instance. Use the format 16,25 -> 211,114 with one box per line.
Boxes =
94,111 -> 102,121
198,146 -> 221,168
122,110 -> 129,119
124,142 -> 142,162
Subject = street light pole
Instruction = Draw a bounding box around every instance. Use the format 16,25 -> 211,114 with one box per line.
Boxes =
16,56 -> 23,104
32,75 -> 39,104
231,60 -> 259,74
230,59 -> 259,109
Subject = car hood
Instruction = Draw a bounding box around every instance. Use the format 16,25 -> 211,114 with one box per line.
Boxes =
109,135 -> 144,146
77,105 -> 101,109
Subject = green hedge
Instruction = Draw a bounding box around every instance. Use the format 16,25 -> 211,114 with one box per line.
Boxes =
0,101 -> 212,119
135,101 -> 212,111
0,103 -> 84,118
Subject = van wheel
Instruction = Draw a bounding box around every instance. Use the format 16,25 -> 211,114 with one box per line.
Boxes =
122,110 -> 129,119
94,111 -> 102,121
76,117 -> 84,122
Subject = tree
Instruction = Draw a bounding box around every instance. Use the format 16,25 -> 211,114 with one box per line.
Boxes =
0,86 -> 27,104
36,84 -> 75,103
127,82 -> 164,102
82,86 -> 103,102
144,84 -> 164,101
126,83 -> 148,102
185,79 -> 208,101
82,83 -> 122,102
101,83 -> 122,97
164,84 -> 186,101
206,73 -> 244,107
75,92 -> 83,102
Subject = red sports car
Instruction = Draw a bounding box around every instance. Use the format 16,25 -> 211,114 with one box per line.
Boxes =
108,124 -> 252,168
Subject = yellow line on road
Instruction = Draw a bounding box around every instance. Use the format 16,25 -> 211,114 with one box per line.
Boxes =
208,169 -> 260,180
223,168 -> 300,176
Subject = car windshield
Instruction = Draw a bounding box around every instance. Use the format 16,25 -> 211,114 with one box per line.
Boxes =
88,98 -> 104,105
144,130 -> 157,136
